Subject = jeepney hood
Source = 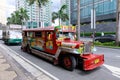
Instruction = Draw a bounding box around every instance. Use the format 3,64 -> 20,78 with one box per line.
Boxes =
57,40 -> 84,48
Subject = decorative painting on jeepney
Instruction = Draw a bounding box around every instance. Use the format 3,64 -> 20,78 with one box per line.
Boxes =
46,32 -> 53,49
34,38 -> 44,50
60,26 -> 76,31
31,32 -> 44,50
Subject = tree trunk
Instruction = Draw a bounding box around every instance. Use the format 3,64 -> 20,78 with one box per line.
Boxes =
59,18 -> 60,26
77,0 -> 80,40
116,0 -> 120,46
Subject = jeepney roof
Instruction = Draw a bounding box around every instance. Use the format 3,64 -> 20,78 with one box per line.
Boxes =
23,26 -> 55,32
23,26 -> 76,33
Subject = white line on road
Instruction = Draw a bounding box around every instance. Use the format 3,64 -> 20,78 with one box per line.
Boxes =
0,44 -> 59,80
103,64 -> 120,79
116,56 -> 120,58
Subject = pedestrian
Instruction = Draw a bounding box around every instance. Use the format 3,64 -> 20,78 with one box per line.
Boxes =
101,32 -> 104,36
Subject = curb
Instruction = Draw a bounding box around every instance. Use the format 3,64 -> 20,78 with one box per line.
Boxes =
0,44 -> 59,80
95,46 -> 120,49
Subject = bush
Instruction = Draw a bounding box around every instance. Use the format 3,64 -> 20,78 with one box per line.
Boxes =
94,41 -> 116,46
80,32 -> 115,37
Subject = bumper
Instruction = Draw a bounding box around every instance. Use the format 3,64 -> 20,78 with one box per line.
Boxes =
81,54 -> 104,71
8,39 -> 22,44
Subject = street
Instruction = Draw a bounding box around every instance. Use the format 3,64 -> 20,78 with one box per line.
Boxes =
0,40 -> 120,80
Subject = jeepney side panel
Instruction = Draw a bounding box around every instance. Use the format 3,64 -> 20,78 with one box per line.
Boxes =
22,31 -> 28,47
30,31 -> 45,51
44,31 -> 58,55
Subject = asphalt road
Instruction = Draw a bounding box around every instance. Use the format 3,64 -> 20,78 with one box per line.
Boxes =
1,40 -> 120,80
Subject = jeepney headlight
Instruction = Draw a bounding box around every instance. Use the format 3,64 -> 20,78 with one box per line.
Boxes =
78,45 -> 84,54
73,45 -> 84,54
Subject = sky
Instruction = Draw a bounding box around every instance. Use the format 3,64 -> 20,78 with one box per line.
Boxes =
6,0 -> 60,17
6,0 -> 16,17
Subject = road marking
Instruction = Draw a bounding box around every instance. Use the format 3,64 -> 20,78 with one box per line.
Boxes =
116,56 -> 120,58
0,44 -> 59,80
103,64 -> 120,78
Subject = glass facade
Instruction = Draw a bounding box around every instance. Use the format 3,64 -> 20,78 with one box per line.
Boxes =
71,0 -> 116,24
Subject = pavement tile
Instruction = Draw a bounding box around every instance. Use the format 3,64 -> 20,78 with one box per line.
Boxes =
0,59 -> 6,64
0,71 -> 17,80
37,74 -> 52,80
0,55 -> 4,58
0,64 -> 10,71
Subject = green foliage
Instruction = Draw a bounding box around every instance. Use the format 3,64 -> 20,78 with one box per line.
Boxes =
7,8 -> 29,25
80,32 -> 115,37
94,41 -> 116,46
27,0 -> 49,7
94,41 -> 120,48
52,5 -> 69,25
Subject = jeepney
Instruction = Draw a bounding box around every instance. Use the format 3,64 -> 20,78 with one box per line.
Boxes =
21,26 -> 104,71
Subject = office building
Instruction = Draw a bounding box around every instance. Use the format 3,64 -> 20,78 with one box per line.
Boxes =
70,0 -> 116,32
16,0 -> 52,28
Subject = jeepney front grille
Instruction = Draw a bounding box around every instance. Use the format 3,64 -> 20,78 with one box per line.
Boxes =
84,43 -> 92,53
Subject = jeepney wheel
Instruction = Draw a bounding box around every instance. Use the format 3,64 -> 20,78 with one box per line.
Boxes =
27,45 -> 31,54
22,47 -> 27,52
62,55 -> 76,71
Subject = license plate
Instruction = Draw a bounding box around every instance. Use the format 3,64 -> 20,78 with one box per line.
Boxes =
94,59 -> 100,64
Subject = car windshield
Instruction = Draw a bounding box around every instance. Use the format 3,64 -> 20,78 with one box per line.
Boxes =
57,32 -> 76,40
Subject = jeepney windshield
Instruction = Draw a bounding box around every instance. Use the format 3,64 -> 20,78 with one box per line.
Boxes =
57,32 -> 76,40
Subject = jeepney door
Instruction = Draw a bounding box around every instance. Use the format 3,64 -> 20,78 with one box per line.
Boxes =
45,31 -> 57,54
46,32 -> 54,50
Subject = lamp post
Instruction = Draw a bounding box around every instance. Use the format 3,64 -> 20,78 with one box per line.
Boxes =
91,0 -> 96,44
116,0 -> 120,46
77,0 -> 80,41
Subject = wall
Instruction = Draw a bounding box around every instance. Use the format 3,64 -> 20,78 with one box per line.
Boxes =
81,22 -> 116,33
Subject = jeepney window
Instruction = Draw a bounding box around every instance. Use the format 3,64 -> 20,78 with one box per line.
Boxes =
35,32 -> 42,37
29,32 -> 33,37
27,32 -> 30,37
42,32 -> 45,39
47,32 -> 53,40
58,32 -> 76,40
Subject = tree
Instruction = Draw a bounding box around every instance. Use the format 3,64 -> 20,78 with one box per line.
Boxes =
27,0 -> 49,27
19,8 -> 29,21
52,5 -> 69,26
19,8 -> 29,25
7,8 -> 29,25
77,0 -> 80,40
7,17 -> 12,25
14,11 -> 21,24
10,13 -> 16,24
116,0 -> 120,46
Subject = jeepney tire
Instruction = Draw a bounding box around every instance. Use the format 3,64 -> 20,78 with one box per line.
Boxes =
22,47 -> 27,52
27,45 -> 31,54
62,55 -> 76,71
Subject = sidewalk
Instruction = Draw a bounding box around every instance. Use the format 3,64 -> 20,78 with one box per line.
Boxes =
0,47 -> 33,80
0,43 -> 58,80
0,52 -> 17,80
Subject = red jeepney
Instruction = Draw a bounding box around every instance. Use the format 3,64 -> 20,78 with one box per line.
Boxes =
21,26 -> 104,71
